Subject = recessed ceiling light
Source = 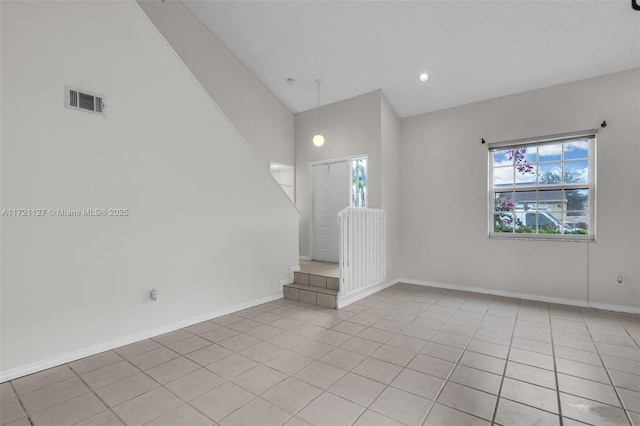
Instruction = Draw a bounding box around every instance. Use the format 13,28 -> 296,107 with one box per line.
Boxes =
286,78 -> 295,86
418,73 -> 430,82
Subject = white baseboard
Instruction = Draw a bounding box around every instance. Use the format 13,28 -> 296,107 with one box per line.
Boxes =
587,301 -> 640,315
337,279 -> 398,309
0,292 -> 283,383
399,278 -> 640,315
299,256 -> 311,261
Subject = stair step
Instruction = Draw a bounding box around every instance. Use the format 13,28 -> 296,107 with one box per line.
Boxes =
283,284 -> 338,308
294,272 -> 339,290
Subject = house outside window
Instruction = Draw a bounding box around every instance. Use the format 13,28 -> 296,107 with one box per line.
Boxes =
489,131 -> 596,240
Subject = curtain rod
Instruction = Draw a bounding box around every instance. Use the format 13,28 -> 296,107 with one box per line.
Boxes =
482,123 -> 605,149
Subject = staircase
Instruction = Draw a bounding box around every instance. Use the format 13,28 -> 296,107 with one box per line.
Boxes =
283,262 -> 339,308
285,207 -> 386,309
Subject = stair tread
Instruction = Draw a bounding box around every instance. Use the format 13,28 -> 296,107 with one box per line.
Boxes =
284,283 -> 339,296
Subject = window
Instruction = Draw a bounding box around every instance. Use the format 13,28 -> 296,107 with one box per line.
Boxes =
351,157 -> 367,207
489,132 -> 595,239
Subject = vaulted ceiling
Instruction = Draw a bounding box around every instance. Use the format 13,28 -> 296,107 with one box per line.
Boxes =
184,1 -> 640,118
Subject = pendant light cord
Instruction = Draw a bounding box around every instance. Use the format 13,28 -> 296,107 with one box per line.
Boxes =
316,79 -> 321,135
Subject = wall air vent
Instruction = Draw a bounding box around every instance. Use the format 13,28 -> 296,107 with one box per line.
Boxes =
65,85 -> 106,116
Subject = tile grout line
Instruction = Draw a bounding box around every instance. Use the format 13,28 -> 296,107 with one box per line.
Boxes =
12,374 -> 98,423
308,286 -> 435,425
207,300 -> 377,426
131,341 -> 226,426
9,380 -> 34,426
7,287 -> 638,426
489,300 -> 522,426
417,291 -> 496,425
580,309 -> 634,425
266,289 -> 635,425
71,355 -> 155,426
144,313 -> 302,425
11,345 -> 158,425
12,311 -> 279,426
166,309 -> 317,426
213,370 -> 294,426
269,338 -> 378,425
85,340 -> 225,425
500,336 -> 560,402
348,285 -> 450,426
612,311 -> 640,350
75,392 -> 126,425
548,304 -> 565,426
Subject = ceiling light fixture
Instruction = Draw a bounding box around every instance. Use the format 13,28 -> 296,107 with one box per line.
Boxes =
312,79 -> 325,147
418,72 -> 430,82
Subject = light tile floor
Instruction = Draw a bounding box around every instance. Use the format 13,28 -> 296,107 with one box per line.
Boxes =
2,283 -> 640,425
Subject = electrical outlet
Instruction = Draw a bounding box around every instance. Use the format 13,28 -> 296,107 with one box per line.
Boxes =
615,274 -> 624,286
150,289 -> 158,300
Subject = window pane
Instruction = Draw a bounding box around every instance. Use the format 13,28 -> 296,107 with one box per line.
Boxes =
513,190 -> 537,211
494,213 -> 514,233
493,166 -> 514,186
351,158 -> 367,207
493,150 -> 513,167
564,140 -> 589,160
515,164 -> 537,185
538,190 -> 563,234
564,160 -> 588,184
515,219 -> 535,233
494,192 -> 514,233
565,189 -> 589,212
494,192 -> 514,211
538,189 -> 563,213
513,191 -> 537,233
522,147 -> 537,163
538,143 -> 562,162
508,147 -> 536,176
538,162 -> 562,185
538,210 -> 562,234
565,212 -> 589,235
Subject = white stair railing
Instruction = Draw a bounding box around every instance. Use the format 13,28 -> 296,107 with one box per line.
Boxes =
338,208 -> 386,299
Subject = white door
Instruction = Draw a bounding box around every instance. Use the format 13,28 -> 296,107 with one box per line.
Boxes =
312,161 -> 350,262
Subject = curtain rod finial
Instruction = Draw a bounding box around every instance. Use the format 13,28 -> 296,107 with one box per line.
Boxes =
481,138 -> 486,144
601,120 -> 607,128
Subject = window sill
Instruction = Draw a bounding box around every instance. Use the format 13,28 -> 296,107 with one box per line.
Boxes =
488,233 -> 595,242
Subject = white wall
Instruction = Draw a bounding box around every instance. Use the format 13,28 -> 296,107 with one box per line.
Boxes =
137,0 -> 294,170
381,95 -> 400,280
0,0 -> 298,378
295,91 -> 382,258
399,69 -> 640,309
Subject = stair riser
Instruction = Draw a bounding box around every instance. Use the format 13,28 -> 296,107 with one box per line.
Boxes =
283,285 -> 337,309
289,269 -> 339,308
294,272 -> 340,290
293,272 -> 309,285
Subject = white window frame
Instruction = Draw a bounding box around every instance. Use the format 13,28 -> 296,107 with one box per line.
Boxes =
488,130 -> 597,241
